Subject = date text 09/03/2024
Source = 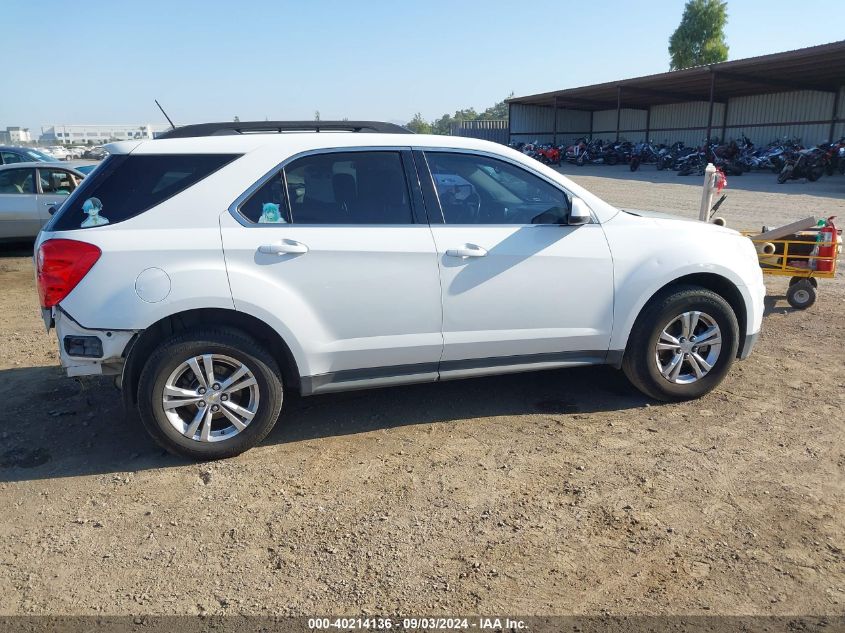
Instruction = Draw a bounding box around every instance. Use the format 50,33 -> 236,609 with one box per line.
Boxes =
307,617 -> 527,630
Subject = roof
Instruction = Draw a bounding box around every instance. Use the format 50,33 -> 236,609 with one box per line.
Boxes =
105,132 -> 516,156
0,162 -> 85,175
157,120 -> 411,139
509,40 -> 845,110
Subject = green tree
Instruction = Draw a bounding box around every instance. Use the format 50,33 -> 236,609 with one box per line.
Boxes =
410,94 -> 514,135
478,93 -> 513,119
406,112 -> 432,134
668,0 -> 728,70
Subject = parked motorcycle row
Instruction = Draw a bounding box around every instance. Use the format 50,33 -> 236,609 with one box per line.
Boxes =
510,136 -> 845,184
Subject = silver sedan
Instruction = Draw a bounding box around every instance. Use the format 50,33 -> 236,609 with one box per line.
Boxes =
0,162 -> 86,240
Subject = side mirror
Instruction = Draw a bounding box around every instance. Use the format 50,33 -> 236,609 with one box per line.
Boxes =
568,197 -> 591,225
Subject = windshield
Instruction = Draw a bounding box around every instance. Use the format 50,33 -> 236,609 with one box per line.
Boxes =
25,149 -> 60,162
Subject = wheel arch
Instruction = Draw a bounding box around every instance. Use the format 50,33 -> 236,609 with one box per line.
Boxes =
121,308 -> 301,407
613,272 -> 748,367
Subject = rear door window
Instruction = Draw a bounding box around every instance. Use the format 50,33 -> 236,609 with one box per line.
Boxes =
237,151 -> 415,225
48,153 -> 239,230
38,168 -> 78,195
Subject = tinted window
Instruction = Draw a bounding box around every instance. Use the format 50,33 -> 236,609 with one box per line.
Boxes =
283,151 -> 413,225
0,168 -> 35,194
238,171 -> 290,224
425,152 -> 570,225
25,149 -> 60,162
39,168 -> 78,195
49,153 -> 239,231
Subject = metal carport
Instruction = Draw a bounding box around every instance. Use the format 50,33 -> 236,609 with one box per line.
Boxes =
507,40 -> 845,147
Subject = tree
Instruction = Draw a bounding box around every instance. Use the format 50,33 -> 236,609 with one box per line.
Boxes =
314,110 -> 321,121
407,94 -> 513,136
668,0 -> 728,70
406,113 -> 432,134
477,93 -> 513,120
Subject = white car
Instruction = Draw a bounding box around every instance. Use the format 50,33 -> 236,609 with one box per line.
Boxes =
46,146 -> 71,161
0,163 -> 85,239
34,121 -> 765,460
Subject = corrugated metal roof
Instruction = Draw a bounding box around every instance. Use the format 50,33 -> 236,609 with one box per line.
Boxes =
510,40 -> 845,110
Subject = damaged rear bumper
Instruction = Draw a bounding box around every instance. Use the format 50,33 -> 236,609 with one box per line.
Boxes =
54,307 -> 138,377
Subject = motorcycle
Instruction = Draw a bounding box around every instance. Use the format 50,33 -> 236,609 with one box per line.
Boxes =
629,141 -> 659,171
777,147 -> 826,183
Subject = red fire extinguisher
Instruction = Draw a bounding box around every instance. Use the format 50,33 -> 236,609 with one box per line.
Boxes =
816,216 -> 837,273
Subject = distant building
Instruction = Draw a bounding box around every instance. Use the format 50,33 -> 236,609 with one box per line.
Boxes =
1,126 -> 31,143
39,123 -> 170,145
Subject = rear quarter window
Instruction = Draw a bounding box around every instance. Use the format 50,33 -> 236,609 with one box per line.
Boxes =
47,153 -> 239,231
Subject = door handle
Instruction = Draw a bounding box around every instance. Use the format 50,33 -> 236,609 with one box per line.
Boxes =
445,245 -> 487,258
258,240 -> 309,255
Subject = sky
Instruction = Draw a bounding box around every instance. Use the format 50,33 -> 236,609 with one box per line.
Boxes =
2,0 -> 844,133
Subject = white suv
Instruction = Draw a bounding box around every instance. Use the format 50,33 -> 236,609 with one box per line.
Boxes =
35,121 -> 765,460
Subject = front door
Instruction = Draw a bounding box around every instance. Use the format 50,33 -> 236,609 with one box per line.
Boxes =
220,149 -> 443,392
418,150 -> 614,375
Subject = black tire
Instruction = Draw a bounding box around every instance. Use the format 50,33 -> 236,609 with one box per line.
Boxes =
576,155 -> 585,166
137,329 -> 284,460
656,158 -> 666,171
629,157 -> 640,171
622,285 -> 739,402
606,153 -> 619,166
786,280 -> 817,309
678,165 -> 692,176
807,165 -> 823,182
777,170 -> 789,184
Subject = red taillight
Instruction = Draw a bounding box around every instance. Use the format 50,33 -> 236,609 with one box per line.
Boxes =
36,239 -> 101,308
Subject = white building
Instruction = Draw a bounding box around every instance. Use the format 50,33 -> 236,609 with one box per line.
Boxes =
39,123 -> 170,145
6,127 -> 32,143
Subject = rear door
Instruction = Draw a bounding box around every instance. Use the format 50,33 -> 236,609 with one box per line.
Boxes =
220,148 -> 443,391
415,149 -> 614,374
0,167 -> 39,239
36,167 -> 81,225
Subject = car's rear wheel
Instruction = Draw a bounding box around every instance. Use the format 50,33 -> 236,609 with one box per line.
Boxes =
137,330 -> 283,460
622,285 -> 739,401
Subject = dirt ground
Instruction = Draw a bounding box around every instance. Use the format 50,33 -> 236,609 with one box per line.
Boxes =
0,168 -> 843,619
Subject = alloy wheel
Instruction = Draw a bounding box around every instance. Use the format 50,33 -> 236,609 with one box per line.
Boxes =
654,311 -> 722,384
162,354 -> 260,442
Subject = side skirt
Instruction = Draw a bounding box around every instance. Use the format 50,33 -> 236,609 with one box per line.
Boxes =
300,350 -> 611,396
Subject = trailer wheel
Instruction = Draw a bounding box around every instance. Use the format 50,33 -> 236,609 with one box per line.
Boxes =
786,279 -> 816,309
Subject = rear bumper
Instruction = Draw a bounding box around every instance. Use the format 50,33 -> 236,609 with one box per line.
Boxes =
54,308 -> 136,377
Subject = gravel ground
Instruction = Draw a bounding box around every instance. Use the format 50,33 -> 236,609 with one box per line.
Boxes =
0,170 -> 843,618
558,163 -> 845,228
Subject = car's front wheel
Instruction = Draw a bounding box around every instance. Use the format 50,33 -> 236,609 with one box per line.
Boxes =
137,330 -> 284,460
622,286 -> 739,401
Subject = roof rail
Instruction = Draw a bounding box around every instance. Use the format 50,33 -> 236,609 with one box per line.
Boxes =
157,120 -> 412,139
